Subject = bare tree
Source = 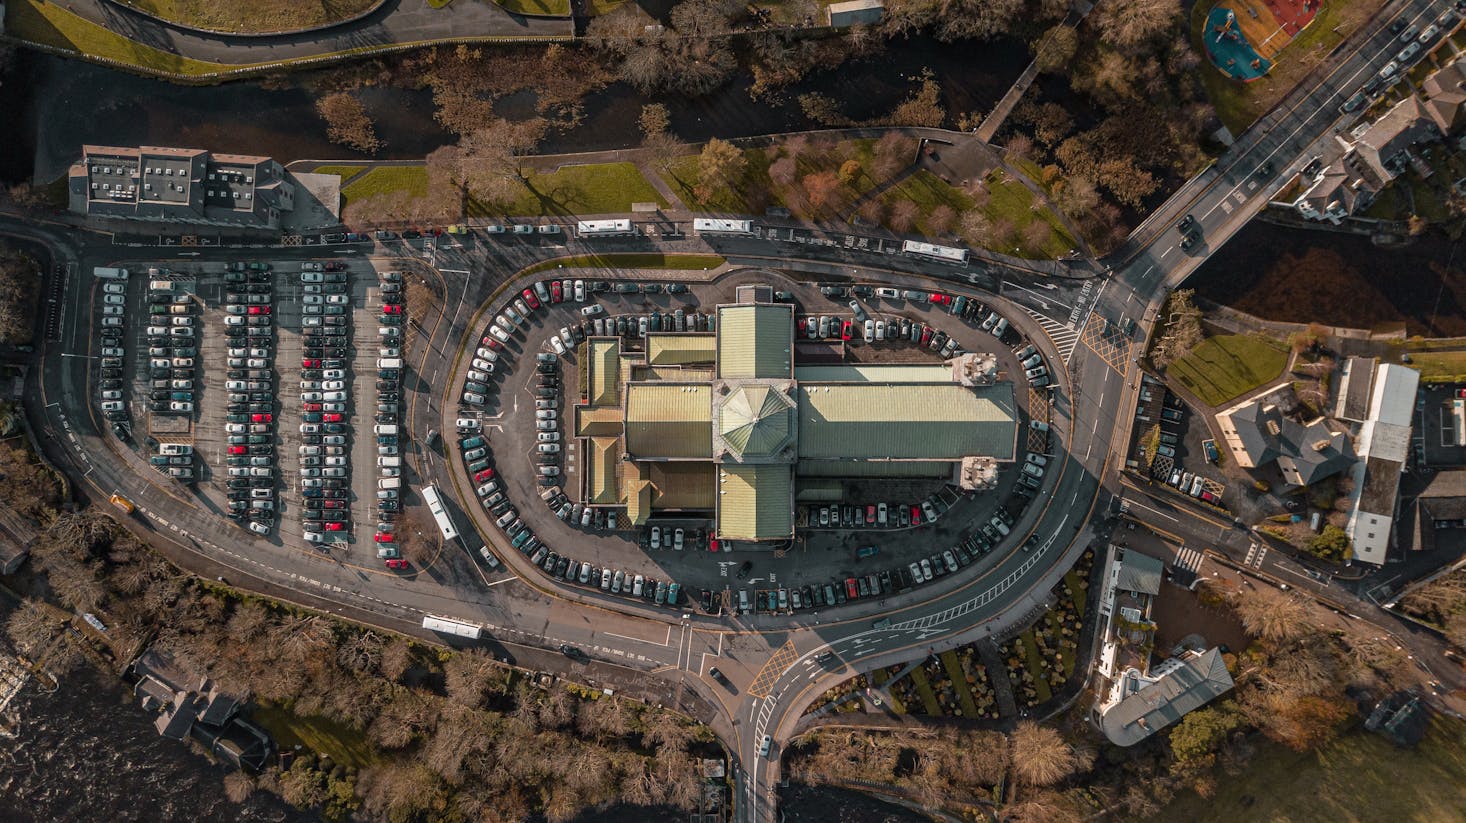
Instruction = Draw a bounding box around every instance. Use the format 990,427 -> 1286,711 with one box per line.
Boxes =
889,199 -> 920,232
1093,0 -> 1181,51
315,92 -> 382,154
1230,587 -> 1315,644
1009,720 -> 1077,788
337,630 -> 385,674
5,598 -> 62,657
444,647 -> 506,707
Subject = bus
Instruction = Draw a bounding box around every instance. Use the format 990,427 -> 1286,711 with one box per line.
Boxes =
901,240 -> 969,266
421,484 -> 459,541
693,218 -> 754,236
421,615 -> 482,640
108,494 -> 135,514
576,219 -> 634,237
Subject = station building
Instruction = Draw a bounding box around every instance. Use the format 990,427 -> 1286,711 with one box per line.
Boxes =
68,145 -> 296,231
572,286 -> 1019,545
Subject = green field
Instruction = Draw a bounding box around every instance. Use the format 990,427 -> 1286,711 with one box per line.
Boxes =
6,0 -> 230,75
127,0 -> 376,32
1408,349 -> 1466,382
523,254 -> 724,275
340,166 -> 430,206
493,162 -> 668,218
494,0 -> 571,13
310,164 -> 368,183
1167,334 -> 1289,406
879,169 -> 1077,259
1149,718 -> 1466,823
251,703 -> 379,769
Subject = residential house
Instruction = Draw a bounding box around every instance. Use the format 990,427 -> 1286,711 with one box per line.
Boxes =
1216,389 -> 1354,489
129,648 -> 273,771
1422,55 -> 1466,134
1342,362 -> 1420,565
1293,95 -> 1442,224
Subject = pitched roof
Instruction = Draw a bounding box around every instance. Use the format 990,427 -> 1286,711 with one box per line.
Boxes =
587,437 -> 621,505
796,383 -> 1017,461
624,383 -> 712,459
716,463 -> 793,540
717,305 -> 793,380
647,333 -> 717,366
587,338 -> 621,407
1099,648 -> 1234,746
1115,550 -> 1164,596
716,383 -> 796,461
1224,401 -> 1353,486
649,463 -> 716,509
794,364 -> 954,383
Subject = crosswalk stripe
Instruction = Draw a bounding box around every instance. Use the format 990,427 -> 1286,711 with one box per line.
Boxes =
1020,307 -> 1078,364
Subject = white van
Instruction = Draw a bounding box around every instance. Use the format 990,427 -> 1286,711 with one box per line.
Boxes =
376,358 -> 403,369
373,424 -> 399,435
378,477 -> 401,490
377,456 -> 401,468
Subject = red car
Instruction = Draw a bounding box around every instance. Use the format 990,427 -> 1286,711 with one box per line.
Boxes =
841,320 -> 853,341
251,413 -> 272,423
865,505 -> 876,524
228,445 -> 246,455
929,293 -> 950,305
374,532 -> 394,543
303,402 -> 322,412
383,304 -> 403,315
910,504 -> 922,526
550,281 -> 563,302
708,538 -> 720,553
480,335 -> 503,350
919,326 -> 934,347
324,522 -> 344,532
302,359 -> 320,368
323,413 -> 343,422
323,500 -> 346,509
386,558 -> 409,570
474,468 -> 495,483
845,578 -> 859,599
522,288 -> 541,309
248,305 -> 271,315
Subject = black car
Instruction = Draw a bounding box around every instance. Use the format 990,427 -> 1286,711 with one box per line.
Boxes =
818,285 -> 846,297
1340,92 -> 1366,113
1177,213 -> 1196,232
536,387 -> 556,399
736,561 -> 752,579
1179,232 -> 1199,252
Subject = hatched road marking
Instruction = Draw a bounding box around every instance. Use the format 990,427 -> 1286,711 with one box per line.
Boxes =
747,640 -> 798,698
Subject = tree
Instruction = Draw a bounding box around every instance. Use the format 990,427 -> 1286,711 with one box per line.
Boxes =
0,247 -> 38,345
959,210 -> 993,246
1092,0 -> 1181,51
1231,586 -> 1315,644
768,156 -> 798,191
1306,524 -> 1352,562
452,118 -> 544,210
694,138 -> 747,203
639,103 -> 671,140
1034,25 -> 1078,74
223,771 -> 255,803
1022,219 -> 1054,252
1009,720 -> 1076,787
315,92 -> 382,154
928,204 -> 957,235
873,131 -> 917,179
1168,702 -> 1244,763
638,103 -> 680,172
888,199 -> 920,232
857,199 -> 886,225
930,0 -> 1026,42
5,598 -> 62,657
838,159 -> 863,186
444,647 -> 505,707
887,77 -> 945,127
802,171 -> 842,213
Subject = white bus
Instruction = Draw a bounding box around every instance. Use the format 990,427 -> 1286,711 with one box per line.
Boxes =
902,240 -> 969,266
421,615 -> 482,640
422,484 -> 459,541
576,219 -> 634,237
693,218 -> 754,236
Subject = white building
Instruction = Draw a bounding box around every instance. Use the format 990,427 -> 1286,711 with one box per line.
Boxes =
1342,361 -> 1420,565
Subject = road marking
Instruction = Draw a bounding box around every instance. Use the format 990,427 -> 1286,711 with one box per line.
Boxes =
1019,306 -> 1079,363
1173,545 -> 1204,575
747,640 -> 798,698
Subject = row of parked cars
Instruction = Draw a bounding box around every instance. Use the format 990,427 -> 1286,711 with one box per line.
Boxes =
296,264 -> 354,547
138,278 -> 201,418
369,271 -> 408,567
802,500 -> 940,530
220,263 -> 279,535
95,275 -> 133,436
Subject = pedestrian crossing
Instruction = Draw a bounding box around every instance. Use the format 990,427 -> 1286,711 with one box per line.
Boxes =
1021,307 -> 1079,364
1172,545 -> 1204,575
1243,541 -> 1267,570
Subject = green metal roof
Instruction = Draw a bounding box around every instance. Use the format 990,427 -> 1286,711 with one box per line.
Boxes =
716,463 -> 793,541
587,339 -> 620,407
796,383 -> 1017,461
796,460 -> 951,477
716,305 -> 792,380
717,384 -> 796,460
794,364 -> 953,383
624,383 -> 712,459
647,333 -> 717,366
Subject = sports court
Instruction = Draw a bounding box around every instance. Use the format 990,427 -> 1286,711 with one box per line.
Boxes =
1203,0 -> 1321,80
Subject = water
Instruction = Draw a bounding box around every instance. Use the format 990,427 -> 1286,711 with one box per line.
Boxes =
14,34 -> 1029,182
1189,221 -> 1466,337
0,666 -> 316,823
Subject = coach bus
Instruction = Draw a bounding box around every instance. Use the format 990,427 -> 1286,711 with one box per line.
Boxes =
421,615 -> 482,640
576,219 -> 634,237
422,484 -> 459,541
693,218 -> 755,235
901,240 -> 969,266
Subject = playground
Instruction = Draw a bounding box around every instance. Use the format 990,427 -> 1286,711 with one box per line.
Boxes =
1204,0 -> 1322,80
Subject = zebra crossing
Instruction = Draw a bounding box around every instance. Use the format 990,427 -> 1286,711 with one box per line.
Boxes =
1243,542 -> 1267,570
1169,544 -> 1204,587
1020,307 -> 1079,364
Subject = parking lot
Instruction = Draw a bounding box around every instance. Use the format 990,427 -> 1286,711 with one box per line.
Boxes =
447,267 -> 1063,617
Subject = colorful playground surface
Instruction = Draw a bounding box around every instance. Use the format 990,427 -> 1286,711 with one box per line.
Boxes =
1204,0 -> 1321,81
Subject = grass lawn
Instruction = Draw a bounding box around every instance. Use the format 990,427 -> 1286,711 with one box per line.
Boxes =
1167,333 -> 1289,406
493,0 -> 571,13
1407,349 -> 1466,382
1191,0 -> 1388,134
1018,630 -> 1053,703
880,169 -> 1077,259
1148,717 -> 1466,823
523,253 -> 725,275
660,149 -> 777,215
908,666 -> 943,715
251,703 -> 379,768
310,164 -> 368,184
1064,569 -> 1086,618
939,651 -> 981,717
1045,612 -> 1075,678
126,0 -> 376,32
6,0 -> 230,75
493,162 -> 667,218
341,166 -> 430,206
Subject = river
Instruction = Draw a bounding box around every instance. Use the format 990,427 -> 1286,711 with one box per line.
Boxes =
9,34 -> 1029,183
0,666 -> 316,823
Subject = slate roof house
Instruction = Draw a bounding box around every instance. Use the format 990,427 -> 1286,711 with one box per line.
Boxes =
129,648 -> 273,772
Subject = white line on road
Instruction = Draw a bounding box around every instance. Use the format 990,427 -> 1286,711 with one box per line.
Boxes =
1124,498 -> 1178,522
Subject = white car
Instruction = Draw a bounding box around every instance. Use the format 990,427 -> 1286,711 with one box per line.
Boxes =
463,392 -> 486,406
471,358 -> 495,372
101,400 -> 124,412
322,380 -> 345,390
322,369 -> 345,380
301,392 -> 322,401
456,418 -> 481,431
301,272 -> 324,283
467,369 -> 489,383
303,294 -> 324,305
103,282 -> 126,295
102,305 -> 124,316
103,294 -> 125,305
549,336 -> 567,356
487,325 -> 509,343
580,304 -> 604,317
327,294 -> 350,305
573,280 -> 585,302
